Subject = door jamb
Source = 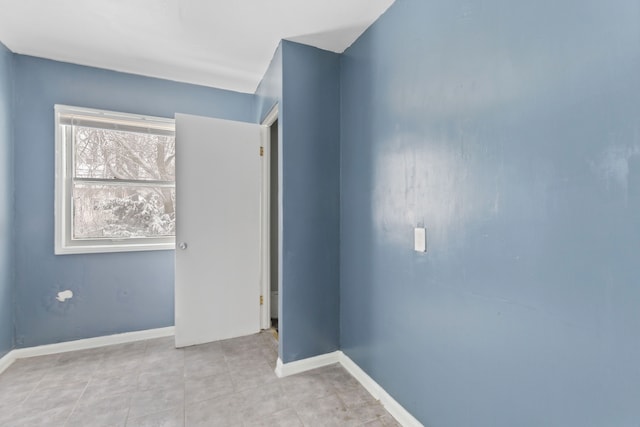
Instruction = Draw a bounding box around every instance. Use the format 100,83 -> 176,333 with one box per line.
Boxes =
260,104 -> 278,330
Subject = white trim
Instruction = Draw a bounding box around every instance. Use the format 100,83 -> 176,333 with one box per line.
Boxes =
274,350 -> 423,427
0,326 -> 174,376
54,104 -> 176,255
259,126 -> 271,330
55,241 -> 175,255
259,104 -> 278,330
338,352 -> 424,427
275,351 -> 341,378
0,350 -> 17,375
9,327 -> 174,360
261,104 -> 279,127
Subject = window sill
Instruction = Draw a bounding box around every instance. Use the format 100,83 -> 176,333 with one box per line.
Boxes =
55,241 -> 175,255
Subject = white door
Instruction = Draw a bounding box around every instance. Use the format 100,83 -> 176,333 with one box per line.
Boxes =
174,113 -> 262,348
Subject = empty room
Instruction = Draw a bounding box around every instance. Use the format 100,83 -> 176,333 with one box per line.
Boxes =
1,0 -> 639,426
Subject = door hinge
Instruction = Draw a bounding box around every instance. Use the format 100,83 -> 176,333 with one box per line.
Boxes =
260,295 -> 264,305
260,146 -> 264,157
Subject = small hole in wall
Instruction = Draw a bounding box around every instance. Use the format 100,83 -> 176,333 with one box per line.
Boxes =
56,290 -> 74,302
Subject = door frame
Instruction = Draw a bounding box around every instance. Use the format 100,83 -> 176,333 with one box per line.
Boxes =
260,104 -> 278,330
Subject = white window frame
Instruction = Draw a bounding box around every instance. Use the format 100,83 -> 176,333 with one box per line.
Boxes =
54,105 -> 176,254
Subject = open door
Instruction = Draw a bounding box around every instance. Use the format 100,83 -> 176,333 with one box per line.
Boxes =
174,113 -> 263,348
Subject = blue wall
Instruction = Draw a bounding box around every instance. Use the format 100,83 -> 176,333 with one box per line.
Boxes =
340,0 -> 640,425
0,42 -> 14,357
12,55 -> 255,347
254,41 -> 341,363
255,40 -> 340,363
279,41 -> 341,362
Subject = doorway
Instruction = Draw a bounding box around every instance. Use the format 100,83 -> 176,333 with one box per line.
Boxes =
261,105 -> 279,336
269,119 -> 279,333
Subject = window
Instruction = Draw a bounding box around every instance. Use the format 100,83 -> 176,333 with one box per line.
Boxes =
55,105 -> 176,254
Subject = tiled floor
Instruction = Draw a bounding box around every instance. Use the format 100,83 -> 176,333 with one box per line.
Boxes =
0,331 -> 399,426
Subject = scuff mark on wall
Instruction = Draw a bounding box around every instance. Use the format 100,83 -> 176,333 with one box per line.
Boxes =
590,142 -> 640,203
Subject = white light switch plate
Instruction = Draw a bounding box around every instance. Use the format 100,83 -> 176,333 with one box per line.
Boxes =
414,227 -> 426,252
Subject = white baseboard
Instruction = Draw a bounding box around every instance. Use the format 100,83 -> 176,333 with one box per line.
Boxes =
339,352 -> 423,427
0,327 -> 174,376
8,326 -> 175,361
275,351 -> 341,378
274,350 -> 423,427
0,350 -> 16,375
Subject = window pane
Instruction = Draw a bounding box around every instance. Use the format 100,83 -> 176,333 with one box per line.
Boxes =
73,126 -> 175,181
72,184 -> 175,239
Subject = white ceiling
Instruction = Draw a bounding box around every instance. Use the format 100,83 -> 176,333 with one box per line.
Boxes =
0,0 -> 395,93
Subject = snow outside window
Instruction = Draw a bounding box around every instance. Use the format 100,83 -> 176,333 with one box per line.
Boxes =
54,105 -> 176,254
